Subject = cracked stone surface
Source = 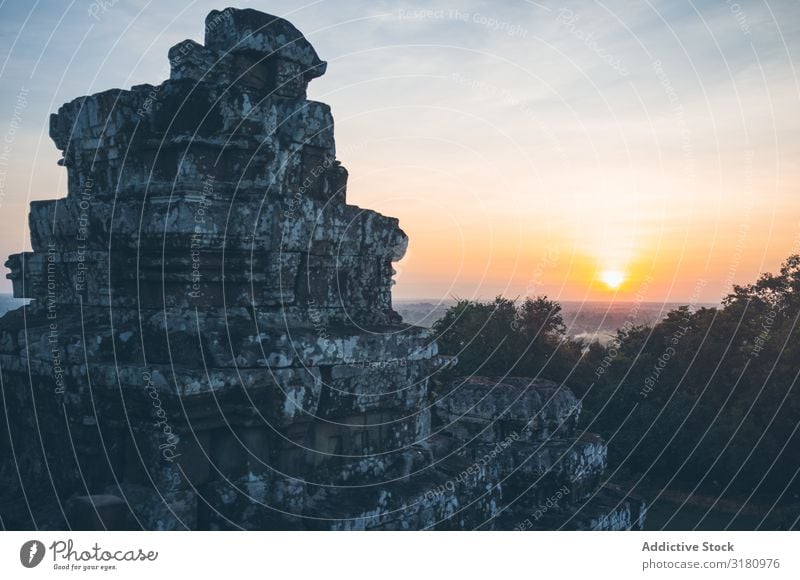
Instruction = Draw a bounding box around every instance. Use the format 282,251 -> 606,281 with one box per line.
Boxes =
0,7 -> 644,531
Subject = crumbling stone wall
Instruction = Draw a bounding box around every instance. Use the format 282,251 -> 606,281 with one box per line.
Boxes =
0,7 -> 643,531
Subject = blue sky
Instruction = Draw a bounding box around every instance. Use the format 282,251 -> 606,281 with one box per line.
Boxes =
1,1 -> 799,301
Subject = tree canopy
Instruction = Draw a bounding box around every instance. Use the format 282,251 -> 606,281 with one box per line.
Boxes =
431,255 -> 800,514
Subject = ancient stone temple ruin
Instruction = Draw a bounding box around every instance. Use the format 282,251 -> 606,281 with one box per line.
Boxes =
0,8 -> 644,530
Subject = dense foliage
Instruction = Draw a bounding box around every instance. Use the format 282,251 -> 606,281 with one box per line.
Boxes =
431,256 -> 800,509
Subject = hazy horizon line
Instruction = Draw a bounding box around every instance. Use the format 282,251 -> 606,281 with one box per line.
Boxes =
394,297 -> 721,306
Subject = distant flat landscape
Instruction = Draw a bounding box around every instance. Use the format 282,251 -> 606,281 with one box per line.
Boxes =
395,299 -> 719,344
0,294 -> 27,318
1,294 -> 717,347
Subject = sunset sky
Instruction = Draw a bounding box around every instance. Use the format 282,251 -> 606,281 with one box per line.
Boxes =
1,0 -> 799,303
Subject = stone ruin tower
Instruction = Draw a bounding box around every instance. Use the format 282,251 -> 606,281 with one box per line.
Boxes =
0,8 -> 644,530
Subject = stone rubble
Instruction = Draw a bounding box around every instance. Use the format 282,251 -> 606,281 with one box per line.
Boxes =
0,7 -> 644,531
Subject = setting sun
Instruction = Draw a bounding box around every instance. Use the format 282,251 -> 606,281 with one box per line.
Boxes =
599,269 -> 626,290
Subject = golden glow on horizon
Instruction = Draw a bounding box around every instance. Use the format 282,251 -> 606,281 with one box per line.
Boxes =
599,269 -> 626,290
326,41 -> 800,305
0,2 -> 796,308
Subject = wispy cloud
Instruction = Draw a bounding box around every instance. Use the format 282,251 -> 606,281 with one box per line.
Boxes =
0,0 -> 798,300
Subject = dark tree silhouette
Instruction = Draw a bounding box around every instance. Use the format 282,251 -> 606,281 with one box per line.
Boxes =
432,256 -> 800,524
